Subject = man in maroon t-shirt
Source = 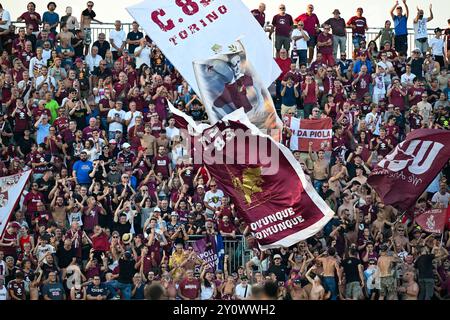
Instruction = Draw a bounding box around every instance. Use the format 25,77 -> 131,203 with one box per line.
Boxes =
346,7 -> 368,49
178,270 -> 201,300
352,65 -> 371,100
270,5 -> 294,57
82,117 -> 99,141
0,222 -> 20,259
23,183 -> 45,225
317,24 -> 334,66
11,98 -> 31,135
408,79 -> 425,107
152,146 -> 171,179
295,4 -> 320,64
218,216 -> 236,239
251,3 -> 266,27
53,108 -> 70,134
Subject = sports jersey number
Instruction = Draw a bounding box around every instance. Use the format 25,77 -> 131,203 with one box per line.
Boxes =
175,0 -> 199,15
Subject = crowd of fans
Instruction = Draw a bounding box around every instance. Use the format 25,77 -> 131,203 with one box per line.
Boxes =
0,1 -> 449,301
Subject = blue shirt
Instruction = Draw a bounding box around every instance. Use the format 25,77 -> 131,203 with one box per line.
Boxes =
353,59 -> 373,74
42,11 -> 59,32
73,159 -> 93,184
393,15 -> 408,36
281,86 -> 297,107
36,123 -> 50,144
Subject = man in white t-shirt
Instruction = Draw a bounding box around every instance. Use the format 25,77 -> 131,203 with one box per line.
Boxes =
203,181 -> 224,217
165,117 -> 180,141
124,101 -> 142,131
109,20 -> 127,60
107,101 -> 126,139
400,64 -> 416,87
133,38 -> 152,69
428,28 -> 445,67
0,4 -> 11,37
413,5 -> 433,53
431,182 -> 450,208
0,277 -> 7,300
291,22 -> 310,66
235,276 -> 252,300
85,46 -> 102,72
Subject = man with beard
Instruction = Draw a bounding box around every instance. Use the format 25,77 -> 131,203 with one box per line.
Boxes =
72,150 -> 93,186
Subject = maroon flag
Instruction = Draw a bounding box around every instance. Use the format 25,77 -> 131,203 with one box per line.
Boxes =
415,208 -> 447,234
170,104 -> 334,249
368,129 -> 450,211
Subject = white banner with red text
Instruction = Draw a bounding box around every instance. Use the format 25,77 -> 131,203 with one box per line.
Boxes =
126,0 -> 280,95
0,170 -> 32,238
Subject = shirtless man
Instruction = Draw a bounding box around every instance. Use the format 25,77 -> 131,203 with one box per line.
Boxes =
305,265 -> 326,300
397,270 -> 419,300
377,244 -> 401,300
57,24 -> 73,45
80,1 -> 102,55
316,247 -> 342,300
393,225 -> 411,253
345,166 -> 368,186
338,191 -> 356,219
308,141 -> 329,192
289,278 -> 309,300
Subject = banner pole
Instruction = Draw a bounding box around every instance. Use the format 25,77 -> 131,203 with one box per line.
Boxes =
439,231 -> 444,248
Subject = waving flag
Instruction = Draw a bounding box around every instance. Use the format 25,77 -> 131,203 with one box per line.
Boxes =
415,208 -> 447,234
126,0 -> 280,95
286,117 -> 333,152
170,104 -> 334,249
192,234 -> 225,272
368,129 -> 450,211
0,170 -> 32,238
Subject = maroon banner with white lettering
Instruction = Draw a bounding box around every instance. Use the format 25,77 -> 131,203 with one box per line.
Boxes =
286,117 -> 332,152
170,104 -> 334,249
368,129 -> 450,211
415,208 -> 447,234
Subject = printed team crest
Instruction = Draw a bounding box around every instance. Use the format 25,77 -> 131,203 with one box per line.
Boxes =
0,174 -> 21,208
426,214 -> 436,231
230,166 -> 264,205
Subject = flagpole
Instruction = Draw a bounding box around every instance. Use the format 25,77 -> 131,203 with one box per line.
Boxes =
439,231 -> 444,248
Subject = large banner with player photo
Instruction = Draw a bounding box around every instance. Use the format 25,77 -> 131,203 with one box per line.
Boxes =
126,0 -> 280,95
286,117 -> 332,152
169,104 -> 334,249
368,129 -> 450,211
192,40 -> 282,136
0,170 -> 32,238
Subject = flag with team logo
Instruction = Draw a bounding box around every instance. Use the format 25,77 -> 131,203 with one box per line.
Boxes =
285,117 -> 333,152
368,129 -> 450,211
169,103 -> 334,249
415,208 -> 447,233
0,170 -> 32,238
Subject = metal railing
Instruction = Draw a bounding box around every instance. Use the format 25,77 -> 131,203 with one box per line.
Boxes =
11,22 -> 436,57
186,235 -> 248,273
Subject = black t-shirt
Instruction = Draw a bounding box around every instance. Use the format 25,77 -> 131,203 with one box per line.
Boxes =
71,37 -> 84,57
414,254 -> 435,279
56,243 -> 76,268
18,136 -> 35,156
126,31 -> 144,54
112,221 -> 131,236
342,257 -> 361,283
71,107 -> 88,130
267,264 -> 287,282
407,57 -> 424,78
81,9 -> 96,19
87,283 -> 109,297
118,258 -> 136,284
